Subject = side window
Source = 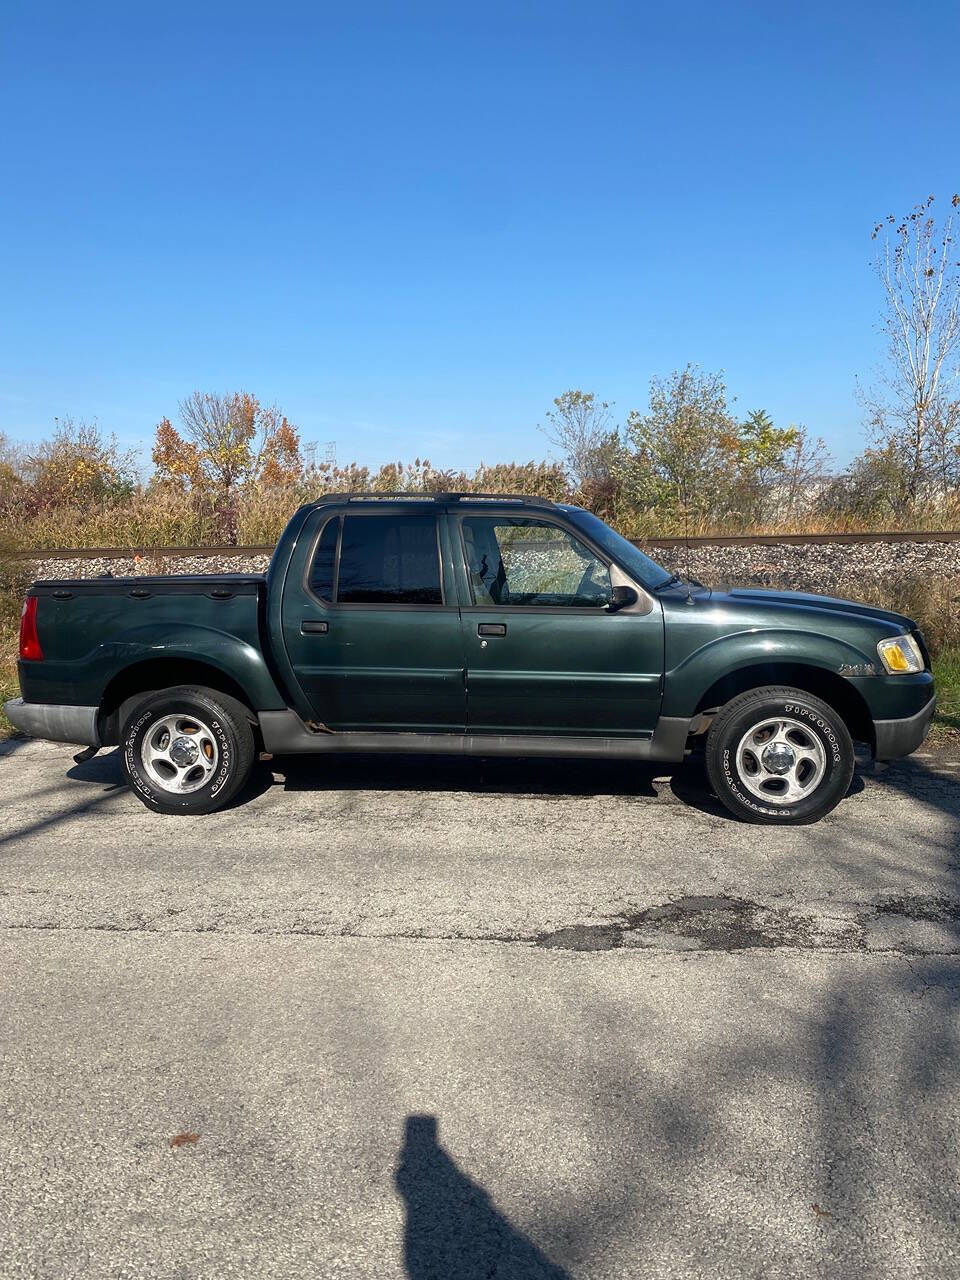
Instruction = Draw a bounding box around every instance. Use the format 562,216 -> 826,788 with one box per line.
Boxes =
308,516 -> 339,600
461,517 -> 611,608
336,514 -> 442,605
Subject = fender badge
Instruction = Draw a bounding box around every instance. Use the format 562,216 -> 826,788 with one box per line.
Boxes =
838,662 -> 876,676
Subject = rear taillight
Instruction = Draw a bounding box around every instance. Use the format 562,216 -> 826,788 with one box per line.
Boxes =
19,596 -> 43,661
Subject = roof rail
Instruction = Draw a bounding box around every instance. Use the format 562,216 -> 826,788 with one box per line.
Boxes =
446,492 -> 557,507
308,491 -> 558,508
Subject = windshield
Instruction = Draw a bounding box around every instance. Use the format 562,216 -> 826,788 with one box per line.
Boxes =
559,506 -> 673,590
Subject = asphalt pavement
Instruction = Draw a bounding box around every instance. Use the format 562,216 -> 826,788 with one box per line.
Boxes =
1,739 -> 959,1278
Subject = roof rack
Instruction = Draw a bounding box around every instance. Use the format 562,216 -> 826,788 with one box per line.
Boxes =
308,491 -> 557,509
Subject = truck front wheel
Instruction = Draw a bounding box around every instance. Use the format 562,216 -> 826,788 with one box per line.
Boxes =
120,686 -> 256,815
705,685 -> 855,825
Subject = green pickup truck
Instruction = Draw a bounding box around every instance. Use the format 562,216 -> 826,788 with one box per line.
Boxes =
6,493 -> 935,823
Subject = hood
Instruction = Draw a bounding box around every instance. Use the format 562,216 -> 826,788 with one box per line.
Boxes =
715,586 -> 914,632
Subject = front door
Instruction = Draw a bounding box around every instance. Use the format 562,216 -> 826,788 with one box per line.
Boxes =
455,513 -> 664,736
280,507 -> 465,731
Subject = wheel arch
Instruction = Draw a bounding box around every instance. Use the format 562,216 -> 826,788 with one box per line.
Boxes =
692,662 -> 874,747
97,657 -> 258,746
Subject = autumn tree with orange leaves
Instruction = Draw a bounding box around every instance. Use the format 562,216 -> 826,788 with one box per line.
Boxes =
152,391 -> 302,496
151,392 -> 303,541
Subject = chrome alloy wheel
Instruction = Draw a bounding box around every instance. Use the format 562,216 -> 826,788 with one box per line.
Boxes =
734,716 -> 827,806
140,713 -> 220,794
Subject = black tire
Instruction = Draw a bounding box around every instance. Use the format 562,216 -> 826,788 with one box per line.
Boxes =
705,685 -> 855,825
120,685 -> 256,815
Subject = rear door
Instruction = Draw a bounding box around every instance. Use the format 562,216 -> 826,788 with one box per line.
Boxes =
452,511 -> 664,736
280,505 -> 466,731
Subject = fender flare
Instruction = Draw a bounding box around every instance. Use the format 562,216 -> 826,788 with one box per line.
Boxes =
662,628 -> 877,719
96,623 -> 287,713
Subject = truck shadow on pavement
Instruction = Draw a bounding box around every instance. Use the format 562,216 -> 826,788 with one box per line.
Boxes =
268,752 -> 660,802
263,752 -> 866,820
10,742 -> 947,839
395,1114 -> 570,1280
63,745 -> 871,819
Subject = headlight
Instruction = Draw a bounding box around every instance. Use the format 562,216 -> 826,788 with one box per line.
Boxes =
877,633 -> 925,674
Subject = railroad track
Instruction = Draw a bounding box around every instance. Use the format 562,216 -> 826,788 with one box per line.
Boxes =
11,529 -> 960,560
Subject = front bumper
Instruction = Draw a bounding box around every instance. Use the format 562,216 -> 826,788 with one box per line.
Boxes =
873,693 -> 936,761
3,698 -> 100,747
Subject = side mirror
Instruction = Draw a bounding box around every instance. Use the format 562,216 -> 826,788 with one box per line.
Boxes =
607,584 -> 638,613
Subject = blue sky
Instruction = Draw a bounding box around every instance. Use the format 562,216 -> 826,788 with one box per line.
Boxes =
1,0 -> 958,474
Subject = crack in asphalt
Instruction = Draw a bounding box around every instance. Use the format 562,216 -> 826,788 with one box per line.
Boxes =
3,893 -> 960,956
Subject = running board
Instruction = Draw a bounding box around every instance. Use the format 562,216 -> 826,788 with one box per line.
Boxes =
257,711 -> 691,762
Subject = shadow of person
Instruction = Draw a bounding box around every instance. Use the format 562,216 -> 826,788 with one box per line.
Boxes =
395,1114 -> 571,1280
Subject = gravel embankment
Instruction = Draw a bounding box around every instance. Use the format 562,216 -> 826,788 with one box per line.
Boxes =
28,553 -> 273,581
25,540 -> 960,593
648,540 -> 960,593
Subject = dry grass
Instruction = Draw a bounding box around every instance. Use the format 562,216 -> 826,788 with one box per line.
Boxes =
842,574 -> 960,654
3,487 -> 960,552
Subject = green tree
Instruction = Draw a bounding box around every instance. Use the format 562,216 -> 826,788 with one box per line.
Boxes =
622,366 -> 741,531
22,419 -> 136,515
735,409 -> 801,524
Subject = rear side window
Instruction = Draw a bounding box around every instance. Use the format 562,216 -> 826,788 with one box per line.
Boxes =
309,517 -> 339,600
330,513 -> 442,605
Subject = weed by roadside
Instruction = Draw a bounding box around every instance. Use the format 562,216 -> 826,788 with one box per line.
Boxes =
0,546 -> 27,739
930,649 -> 960,746
0,675 -> 17,739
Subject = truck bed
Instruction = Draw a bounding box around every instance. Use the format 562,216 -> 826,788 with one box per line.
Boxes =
20,573 -> 271,713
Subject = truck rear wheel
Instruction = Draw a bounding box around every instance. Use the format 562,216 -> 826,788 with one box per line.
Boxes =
120,686 -> 256,815
705,685 -> 855,825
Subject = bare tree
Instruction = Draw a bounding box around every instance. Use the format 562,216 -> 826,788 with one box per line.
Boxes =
772,426 -> 831,525
541,390 -> 616,489
178,391 -> 250,496
866,194 -> 960,500
540,390 -> 624,517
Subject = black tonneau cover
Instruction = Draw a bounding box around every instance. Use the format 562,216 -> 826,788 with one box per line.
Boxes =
29,573 -> 265,597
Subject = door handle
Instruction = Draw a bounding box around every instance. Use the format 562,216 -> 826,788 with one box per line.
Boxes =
301,619 -> 329,635
478,623 -> 506,637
